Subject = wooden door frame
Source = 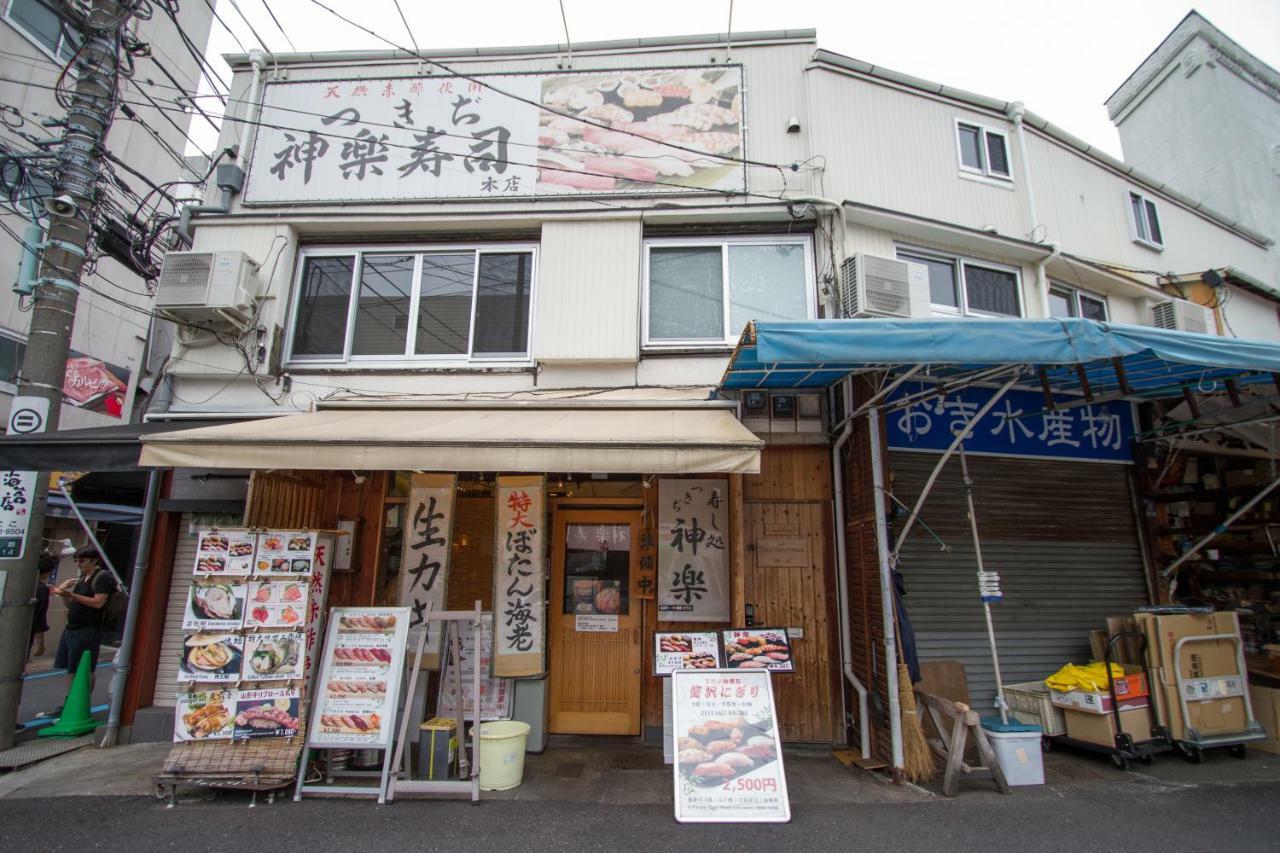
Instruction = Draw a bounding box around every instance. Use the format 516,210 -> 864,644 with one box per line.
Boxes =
548,508 -> 645,735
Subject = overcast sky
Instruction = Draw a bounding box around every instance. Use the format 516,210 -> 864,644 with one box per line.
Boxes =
188,0 -> 1280,160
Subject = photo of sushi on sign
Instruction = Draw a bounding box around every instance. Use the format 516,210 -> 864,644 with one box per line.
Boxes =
654,631 -> 721,676
671,669 -> 789,823
179,633 -> 243,683
182,580 -> 247,632
194,530 -> 253,576
244,580 -> 307,628
255,530 -> 315,576
174,689 -> 234,741
722,629 -> 794,673
241,632 -> 305,682
233,688 -> 301,739
308,607 -> 409,747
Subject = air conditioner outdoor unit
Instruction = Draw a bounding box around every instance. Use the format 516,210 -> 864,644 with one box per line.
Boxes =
838,254 -> 930,319
155,250 -> 259,329
1150,298 -> 1214,335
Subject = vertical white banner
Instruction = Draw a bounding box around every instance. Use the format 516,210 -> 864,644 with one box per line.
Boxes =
658,479 -> 730,622
492,475 -> 546,677
399,473 -> 456,669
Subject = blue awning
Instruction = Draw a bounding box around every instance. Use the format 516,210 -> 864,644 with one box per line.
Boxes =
720,318 -> 1280,400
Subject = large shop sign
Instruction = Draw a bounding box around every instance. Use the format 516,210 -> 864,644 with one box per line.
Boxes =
658,479 -> 730,622
244,66 -> 745,204
399,473 -> 456,669
493,475 -> 547,677
886,381 -> 1136,463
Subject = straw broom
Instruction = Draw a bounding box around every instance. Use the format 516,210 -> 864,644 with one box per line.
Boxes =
895,630 -> 935,783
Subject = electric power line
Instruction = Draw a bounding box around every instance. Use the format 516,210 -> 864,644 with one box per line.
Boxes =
257,0 -> 297,52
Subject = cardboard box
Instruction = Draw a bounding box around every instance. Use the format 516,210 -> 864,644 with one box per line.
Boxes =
1135,611 -> 1240,680
1063,706 -> 1155,747
1050,671 -> 1149,714
1154,671 -> 1250,741
1224,468 -> 1261,489
1249,685 -> 1280,756
417,717 -> 457,781
1104,616 -> 1143,665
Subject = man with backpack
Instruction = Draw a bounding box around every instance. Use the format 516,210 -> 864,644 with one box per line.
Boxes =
39,546 -> 117,718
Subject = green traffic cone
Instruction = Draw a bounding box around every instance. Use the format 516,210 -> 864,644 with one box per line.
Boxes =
38,650 -> 104,738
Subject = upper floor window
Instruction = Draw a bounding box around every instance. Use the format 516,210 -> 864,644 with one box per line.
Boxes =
0,330 -> 27,391
955,120 -> 1011,181
5,0 -> 81,61
643,236 -> 814,347
1128,190 -> 1164,250
897,248 -> 1022,317
287,244 -> 536,364
1048,284 -> 1108,321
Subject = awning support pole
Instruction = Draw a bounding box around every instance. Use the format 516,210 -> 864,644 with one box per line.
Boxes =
58,480 -> 126,594
1163,475 -> 1280,581
958,443 -> 1007,725
892,370 -> 1023,562
867,406 -> 903,773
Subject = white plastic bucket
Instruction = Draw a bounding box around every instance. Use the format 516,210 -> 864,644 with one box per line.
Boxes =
982,727 -> 1045,786
476,720 -> 531,790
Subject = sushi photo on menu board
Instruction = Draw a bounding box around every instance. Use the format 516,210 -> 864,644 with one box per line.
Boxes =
654,632 -> 721,676
182,580 -> 247,632
174,689 -> 235,741
244,580 -> 307,628
179,632 -> 243,683
233,687 -> 301,739
194,530 -> 255,576
721,628 -> 795,673
310,607 -> 409,747
255,530 -> 316,576
242,632 -> 305,682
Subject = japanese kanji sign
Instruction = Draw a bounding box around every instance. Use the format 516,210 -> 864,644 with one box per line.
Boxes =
398,473 -> 456,669
244,67 -> 744,204
436,613 -> 513,721
886,382 -> 1136,463
658,479 -> 730,622
492,475 -> 546,677
0,469 -> 35,559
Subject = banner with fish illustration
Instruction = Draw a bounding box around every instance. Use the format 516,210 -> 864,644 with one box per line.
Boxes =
245,67 -> 745,203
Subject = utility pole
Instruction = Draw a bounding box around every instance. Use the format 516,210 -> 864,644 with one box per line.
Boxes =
0,0 -> 129,749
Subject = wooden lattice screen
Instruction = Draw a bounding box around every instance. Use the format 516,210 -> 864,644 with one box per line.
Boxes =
244,471 -> 331,529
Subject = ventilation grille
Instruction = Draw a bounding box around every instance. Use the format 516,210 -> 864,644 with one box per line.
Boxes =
839,255 -> 911,318
156,252 -> 214,306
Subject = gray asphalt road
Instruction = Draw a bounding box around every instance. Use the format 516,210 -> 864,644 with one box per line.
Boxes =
1,783 -> 1275,852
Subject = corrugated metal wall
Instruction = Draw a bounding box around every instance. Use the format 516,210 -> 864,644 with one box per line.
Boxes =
889,452 -> 1148,712
153,515 -> 199,709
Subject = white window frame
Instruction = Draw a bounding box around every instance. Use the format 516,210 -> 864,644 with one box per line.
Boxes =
1048,282 -> 1109,321
1127,189 -> 1164,251
895,245 -> 1024,319
954,119 -> 1013,183
284,242 -> 538,367
3,0 -> 80,64
641,234 -> 816,349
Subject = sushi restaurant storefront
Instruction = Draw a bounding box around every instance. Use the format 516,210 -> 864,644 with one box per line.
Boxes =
129,400 -> 845,751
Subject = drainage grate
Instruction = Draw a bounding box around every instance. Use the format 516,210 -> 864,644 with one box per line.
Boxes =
0,734 -> 95,770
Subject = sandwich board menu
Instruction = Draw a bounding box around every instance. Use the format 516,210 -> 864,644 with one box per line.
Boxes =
307,607 -> 410,747
654,631 -> 721,676
671,669 -> 790,823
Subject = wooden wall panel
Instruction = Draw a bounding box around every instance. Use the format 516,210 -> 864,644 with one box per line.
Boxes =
447,495 -> 496,611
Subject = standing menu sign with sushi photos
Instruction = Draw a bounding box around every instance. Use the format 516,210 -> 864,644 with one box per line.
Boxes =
308,607 -> 410,747
658,480 -> 730,622
398,473 -> 456,669
671,670 -> 790,824
493,475 -> 546,678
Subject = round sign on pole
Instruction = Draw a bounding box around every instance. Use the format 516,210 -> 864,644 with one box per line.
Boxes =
7,396 -> 50,435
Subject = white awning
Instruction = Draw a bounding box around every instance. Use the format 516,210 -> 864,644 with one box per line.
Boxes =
138,408 -> 763,474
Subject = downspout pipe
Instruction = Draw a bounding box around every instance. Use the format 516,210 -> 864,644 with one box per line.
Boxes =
867,407 -> 903,774
101,468 -> 163,747
832,409 -> 871,760
1007,101 -> 1057,318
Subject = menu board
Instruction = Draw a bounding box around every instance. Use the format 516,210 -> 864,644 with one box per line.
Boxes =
255,530 -> 318,576
174,689 -> 235,741
242,632 -> 306,682
182,580 -> 247,632
721,629 -> 794,673
193,530 -> 255,576
233,687 -> 302,739
178,632 -> 243,683
671,670 -> 790,823
309,607 -> 410,747
244,580 -> 308,628
655,632 -> 721,676
436,614 -> 513,721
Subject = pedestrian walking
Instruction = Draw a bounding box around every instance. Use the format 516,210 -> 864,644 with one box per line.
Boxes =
38,546 -> 116,718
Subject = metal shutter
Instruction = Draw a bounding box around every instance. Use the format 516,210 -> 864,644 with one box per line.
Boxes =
153,515 -> 199,708
889,452 -> 1149,713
